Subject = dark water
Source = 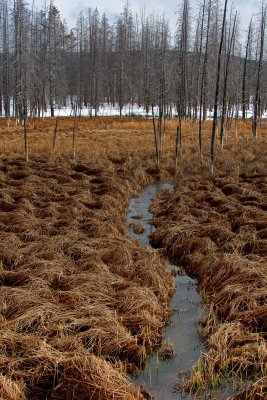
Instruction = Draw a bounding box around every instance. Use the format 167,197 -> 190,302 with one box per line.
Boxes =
125,182 -> 204,399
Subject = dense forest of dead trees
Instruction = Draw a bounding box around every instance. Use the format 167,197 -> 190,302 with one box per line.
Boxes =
0,0 -> 267,124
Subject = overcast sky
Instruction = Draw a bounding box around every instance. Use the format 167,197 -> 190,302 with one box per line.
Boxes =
36,0 -> 262,35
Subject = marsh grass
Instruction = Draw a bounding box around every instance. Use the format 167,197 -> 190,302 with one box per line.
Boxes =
0,116 -> 267,398
129,222 -> 145,234
0,117 -> 267,176
0,154 -> 176,399
0,375 -> 26,400
150,173 -> 267,397
158,339 -> 176,361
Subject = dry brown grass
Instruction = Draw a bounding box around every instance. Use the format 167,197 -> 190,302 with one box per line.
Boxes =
129,222 -> 145,234
0,375 -> 26,400
158,339 -> 175,361
1,117 -> 267,175
150,174 -> 267,395
0,154 -> 175,399
1,116 -> 267,398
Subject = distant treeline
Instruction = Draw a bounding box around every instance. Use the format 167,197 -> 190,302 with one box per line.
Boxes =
0,0 -> 266,121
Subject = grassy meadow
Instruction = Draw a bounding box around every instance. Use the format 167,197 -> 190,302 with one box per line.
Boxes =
0,116 -> 266,399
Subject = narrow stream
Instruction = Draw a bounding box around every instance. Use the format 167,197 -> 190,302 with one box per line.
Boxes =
125,182 -> 204,399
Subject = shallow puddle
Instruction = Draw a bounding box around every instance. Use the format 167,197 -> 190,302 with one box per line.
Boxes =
125,182 -> 204,399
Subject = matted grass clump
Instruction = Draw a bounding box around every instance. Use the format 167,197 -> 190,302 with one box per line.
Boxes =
150,174 -> 267,396
0,375 -> 26,400
0,155 -> 174,399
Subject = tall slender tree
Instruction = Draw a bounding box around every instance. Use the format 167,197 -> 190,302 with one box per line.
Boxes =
220,10 -> 237,149
242,17 -> 253,121
199,0 -> 212,156
252,5 -> 266,140
210,0 -> 228,174
176,0 -> 190,119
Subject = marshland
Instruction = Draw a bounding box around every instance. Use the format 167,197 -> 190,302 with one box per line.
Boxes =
0,115 -> 266,400
1,0 -> 267,399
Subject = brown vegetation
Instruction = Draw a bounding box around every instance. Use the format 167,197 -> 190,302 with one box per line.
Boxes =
1,116 -> 267,398
0,117 -> 267,175
129,222 -> 145,234
0,154 -> 175,399
158,339 -> 175,361
0,375 -> 26,400
150,173 -> 267,395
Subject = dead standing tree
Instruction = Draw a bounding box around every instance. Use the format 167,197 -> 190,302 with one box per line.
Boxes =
242,18 -> 253,121
199,0 -> 212,157
72,105 -> 78,160
151,17 -> 169,166
220,10 -> 237,150
152,104 -> 160,166
1,0 -> 11,125
174,0 -> 190,169
23,104 -> 28,162
175,120 -> 182,171
210,0 -> 228,174
252,4 -> 266,140
176,0 -> 190,121
52,117 -> 58,155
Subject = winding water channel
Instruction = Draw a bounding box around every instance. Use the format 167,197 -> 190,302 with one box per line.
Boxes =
125,182 -> 249,400
125,182 -> 204,399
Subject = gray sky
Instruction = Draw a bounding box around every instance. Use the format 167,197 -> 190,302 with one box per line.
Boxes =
36,0 -> 261,35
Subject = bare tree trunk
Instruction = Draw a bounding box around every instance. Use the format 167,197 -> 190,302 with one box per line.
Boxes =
220,11 -> 237,150
242,18 -> 253,121
175,124 -> 181,171
194,0 -> 206,121
176,115 -> 182,159
210,0 -> 228,174
52,117 -> 58,155
24,110 -> 29,162
2,0 -> 10,125
199,0 -> 211,157
176,0 -> 189,120
72,107 -> 78,160
152,104 -> 160,166
252,6 -> 266,140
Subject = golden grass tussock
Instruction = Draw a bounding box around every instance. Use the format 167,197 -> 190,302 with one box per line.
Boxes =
0,374 -> 26,400
158,339 -> 176,361
0,154 -> 175,399
129,221 -> 145,234
2,347 -> 144,400
150,173 -> 267,394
